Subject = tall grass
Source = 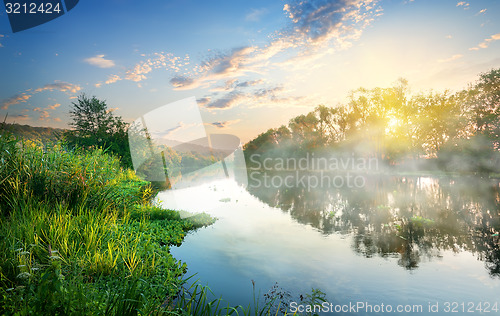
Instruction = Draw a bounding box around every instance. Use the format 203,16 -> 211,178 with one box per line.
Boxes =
0,129 -> 214,315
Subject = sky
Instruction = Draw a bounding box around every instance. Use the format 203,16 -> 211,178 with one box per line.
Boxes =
1,0 -> 499,142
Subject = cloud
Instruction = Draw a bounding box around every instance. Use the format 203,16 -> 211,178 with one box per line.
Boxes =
126,63 -> 152,82
283,1 -> 346,41
84,54 -> 115,68
246,8 -> 269,22
236,79 -> 265,88
477,9 -> 487,15
202,46 -> 257,77
34,82 -> 81,93
106,107 -> 119,113
470,33 -> 500,51
46,103 -> 61,110
99,52 -> 188,86
254,86 -> 285,98
209,119 -> 241,129
210,79 -> 264,92
170,76 -> 201,90
197,97 -> 212,107
2,81 -> 80,110
282,0 -> 381,44
210,79 -> 238,92
169,46 -> 264,91
456,1 -> 469,9
105,74 -> 121,84
38,110 -> 50,121
437,54 -> 463,63
202,84 -> 307,111
171,0 -> 381,93
205,92 -> 245,109
0,34 -> 4,48
2,93 -> 32,110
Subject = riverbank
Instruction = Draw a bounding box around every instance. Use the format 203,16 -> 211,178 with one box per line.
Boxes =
0,133 -> 221,314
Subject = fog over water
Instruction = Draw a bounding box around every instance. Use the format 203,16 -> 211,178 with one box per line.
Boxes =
159,173 -> 500,315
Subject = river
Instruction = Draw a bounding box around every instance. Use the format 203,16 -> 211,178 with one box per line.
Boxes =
157,174 -> 500,315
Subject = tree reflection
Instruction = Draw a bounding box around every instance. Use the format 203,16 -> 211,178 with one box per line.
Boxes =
246,173 -> 500,275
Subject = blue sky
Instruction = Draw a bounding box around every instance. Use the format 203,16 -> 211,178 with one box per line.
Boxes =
1,0 -> 499,142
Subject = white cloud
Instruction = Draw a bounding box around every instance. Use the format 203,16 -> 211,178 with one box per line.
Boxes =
38,110 -> 50,121
34,82 -> 81,93
470,33 -> 500,51
46,103 -> 61,110
97,52 -> 187,86
2,93 -> 32,110
437,54 -> 463,63
169,0 -> 381,95
84,54 -> 115,68
2,81 -> 80,110
126,63 -> 152,82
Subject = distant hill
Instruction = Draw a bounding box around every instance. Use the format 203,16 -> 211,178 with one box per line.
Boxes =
0,122 -> 68,143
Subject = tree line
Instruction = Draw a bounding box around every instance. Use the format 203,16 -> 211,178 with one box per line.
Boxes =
244,68 -> 500,174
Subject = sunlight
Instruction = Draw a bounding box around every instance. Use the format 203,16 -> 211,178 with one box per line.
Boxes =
385,114 -> 399,134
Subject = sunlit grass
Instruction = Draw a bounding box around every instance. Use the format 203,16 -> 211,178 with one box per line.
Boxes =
0,131 -> 215,314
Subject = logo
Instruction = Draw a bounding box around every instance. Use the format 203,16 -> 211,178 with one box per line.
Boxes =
128,97 -> 247,193
4,0 -> 79,33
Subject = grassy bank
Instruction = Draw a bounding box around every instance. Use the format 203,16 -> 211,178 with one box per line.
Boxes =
0,130 -> 219,315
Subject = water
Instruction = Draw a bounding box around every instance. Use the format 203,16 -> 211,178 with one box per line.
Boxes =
157,174 -> 500,315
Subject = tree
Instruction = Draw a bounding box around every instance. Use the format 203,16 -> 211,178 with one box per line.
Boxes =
64,94 -> 132,168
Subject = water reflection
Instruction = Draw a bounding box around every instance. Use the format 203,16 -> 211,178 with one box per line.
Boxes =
246,172 -> 500,276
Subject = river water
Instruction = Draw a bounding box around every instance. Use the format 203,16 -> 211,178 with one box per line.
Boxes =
157,174 -> 500,315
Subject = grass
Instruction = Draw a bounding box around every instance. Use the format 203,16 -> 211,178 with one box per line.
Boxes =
0,131 -> 214,315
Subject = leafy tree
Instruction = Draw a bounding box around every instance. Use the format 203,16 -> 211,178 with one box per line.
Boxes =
466,68 -> 500,149
64,94 -> 132,168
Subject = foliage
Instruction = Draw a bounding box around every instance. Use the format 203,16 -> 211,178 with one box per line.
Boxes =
0,139 -> 145,216
0,122 -> 65,144
63,94 -> 132,168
